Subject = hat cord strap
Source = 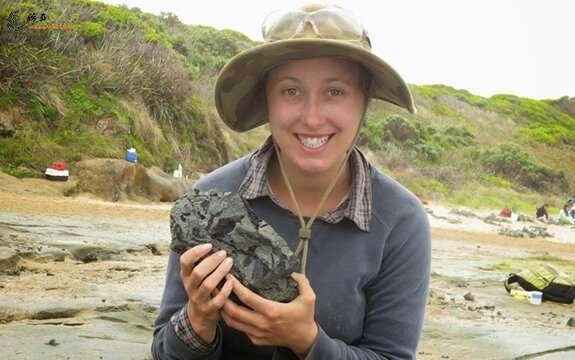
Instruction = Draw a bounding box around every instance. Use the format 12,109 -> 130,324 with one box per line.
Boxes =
272,139 -> 355,274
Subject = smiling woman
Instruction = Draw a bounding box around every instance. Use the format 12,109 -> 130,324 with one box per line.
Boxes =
152,3 -> 431,360
264,57 -> 367,216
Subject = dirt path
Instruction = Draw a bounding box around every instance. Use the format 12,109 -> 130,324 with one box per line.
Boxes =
1,190 -> 574,359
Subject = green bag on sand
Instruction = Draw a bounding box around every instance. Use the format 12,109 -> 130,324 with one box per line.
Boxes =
504,263 -> 575,304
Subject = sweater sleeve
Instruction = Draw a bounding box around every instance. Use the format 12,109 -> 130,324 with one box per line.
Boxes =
306,206 -> 431,360
151,250 -> 224,360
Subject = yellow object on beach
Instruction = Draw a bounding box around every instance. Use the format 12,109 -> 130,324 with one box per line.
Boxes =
510,289 -> 529,300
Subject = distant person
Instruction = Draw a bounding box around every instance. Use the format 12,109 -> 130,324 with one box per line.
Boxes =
499,208 -> 512,218
152,3 -> 430,359
558,204 -> 574,225
568,198 -> 575,220
535,203 -> 549,222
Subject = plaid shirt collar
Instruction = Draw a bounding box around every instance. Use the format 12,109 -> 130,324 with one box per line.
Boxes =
238,136 -> 372,232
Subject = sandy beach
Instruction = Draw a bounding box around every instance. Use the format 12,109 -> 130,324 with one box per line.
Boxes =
1,184 -> 574,359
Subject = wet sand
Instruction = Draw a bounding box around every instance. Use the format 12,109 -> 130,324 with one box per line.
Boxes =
1,189 -> 574,359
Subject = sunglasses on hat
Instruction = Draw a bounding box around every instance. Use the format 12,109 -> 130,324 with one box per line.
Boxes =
261,5 -> 371,48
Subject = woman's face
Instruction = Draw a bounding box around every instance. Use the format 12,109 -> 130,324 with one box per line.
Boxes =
265,57 -> 367,176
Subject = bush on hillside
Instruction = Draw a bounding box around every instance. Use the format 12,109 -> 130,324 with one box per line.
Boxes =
480,144 -> 569,194
359,114 -> 476,163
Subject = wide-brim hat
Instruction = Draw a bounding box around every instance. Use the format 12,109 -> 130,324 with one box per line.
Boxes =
215,9 -> 416,133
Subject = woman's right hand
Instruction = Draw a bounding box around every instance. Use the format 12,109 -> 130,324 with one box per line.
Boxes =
180,243 -> 234,343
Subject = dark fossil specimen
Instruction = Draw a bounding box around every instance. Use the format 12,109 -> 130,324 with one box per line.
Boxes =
170,189 -> 299,302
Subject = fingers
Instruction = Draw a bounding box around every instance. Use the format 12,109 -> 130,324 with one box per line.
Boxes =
227,274 -> 273,312
192,253 -> 233,301
179,243 -> 212,277
291,273 -> 316,302
208,278 -> 234,310
221,309 -> 265,340
222,295 -> 267,325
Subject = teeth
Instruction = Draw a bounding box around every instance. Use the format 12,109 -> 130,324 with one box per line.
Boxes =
298,135 -> 329,149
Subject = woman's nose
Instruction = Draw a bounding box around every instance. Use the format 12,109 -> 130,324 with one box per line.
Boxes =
302,97 -> 324,128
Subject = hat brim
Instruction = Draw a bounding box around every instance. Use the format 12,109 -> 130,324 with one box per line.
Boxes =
215,38 -> 416,132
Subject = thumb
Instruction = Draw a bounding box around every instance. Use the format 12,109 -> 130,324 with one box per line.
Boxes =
291,272 -> 314,299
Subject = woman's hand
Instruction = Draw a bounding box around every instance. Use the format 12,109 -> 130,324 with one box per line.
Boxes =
220,272 -> 318,355
180,243 -> 234,343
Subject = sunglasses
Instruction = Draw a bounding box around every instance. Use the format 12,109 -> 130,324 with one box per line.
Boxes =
261,5 -> 371,48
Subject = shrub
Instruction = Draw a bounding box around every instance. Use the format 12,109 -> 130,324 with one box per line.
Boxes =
480,144 -> 569,194
77,21 -> 106,39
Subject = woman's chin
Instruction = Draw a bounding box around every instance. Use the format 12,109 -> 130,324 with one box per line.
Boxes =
292,160 -> 336,177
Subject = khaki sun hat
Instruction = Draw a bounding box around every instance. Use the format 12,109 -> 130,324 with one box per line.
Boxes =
214,3 -> 416,132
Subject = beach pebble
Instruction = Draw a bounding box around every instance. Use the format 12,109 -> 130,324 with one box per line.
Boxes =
45,339 -> 59,346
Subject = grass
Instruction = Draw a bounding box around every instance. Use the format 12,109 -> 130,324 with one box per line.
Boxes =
480,255 -> 575,276
430,103 -> 467,123
446,182 -> 564,214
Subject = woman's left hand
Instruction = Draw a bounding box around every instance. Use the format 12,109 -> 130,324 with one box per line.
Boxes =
220,272 -> 318,355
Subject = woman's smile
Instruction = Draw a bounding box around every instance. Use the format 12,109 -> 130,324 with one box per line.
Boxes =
295,134 -> 333,151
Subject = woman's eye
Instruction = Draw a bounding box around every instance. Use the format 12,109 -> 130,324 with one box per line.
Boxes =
283,88 -> 299,96
328,88 -> 343,96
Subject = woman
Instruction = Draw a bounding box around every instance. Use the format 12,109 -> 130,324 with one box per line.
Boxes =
152,4 -> 430,359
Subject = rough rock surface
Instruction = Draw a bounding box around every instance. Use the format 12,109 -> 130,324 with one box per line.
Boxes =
0,110 -> 15,137
516,214 -> 534,223
449,208 -> 480,219
170,190 -> 299,302
483,213 -> 512,226
497,226 -> 553,238
0,246 -> 21,275
74,159 -> 187,202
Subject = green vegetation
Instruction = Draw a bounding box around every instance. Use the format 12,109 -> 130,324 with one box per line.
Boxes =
484,95 -> 575,145
481,255 -> 575,275
413,84 -> 484,105
0,0 -> 248,178
0,0 -> 572,211
359,113 -> 476,163
480,144 -> 568,193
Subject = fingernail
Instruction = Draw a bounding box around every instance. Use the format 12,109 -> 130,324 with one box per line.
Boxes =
224,257 -> 233,266
198,243 -> 212,251
217,250 -> 227,257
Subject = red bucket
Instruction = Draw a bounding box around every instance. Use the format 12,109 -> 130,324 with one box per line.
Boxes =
50,162 -> 67,171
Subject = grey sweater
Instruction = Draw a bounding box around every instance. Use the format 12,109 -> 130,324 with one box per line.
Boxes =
152,156 -> 431,360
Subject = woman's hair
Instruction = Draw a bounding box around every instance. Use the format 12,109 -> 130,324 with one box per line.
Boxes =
358,64 -> 373,110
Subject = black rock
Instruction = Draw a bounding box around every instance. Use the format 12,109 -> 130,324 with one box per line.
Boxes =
170,189 -> 300,302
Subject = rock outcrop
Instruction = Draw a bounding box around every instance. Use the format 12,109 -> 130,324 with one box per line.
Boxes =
73,159 -> 187,202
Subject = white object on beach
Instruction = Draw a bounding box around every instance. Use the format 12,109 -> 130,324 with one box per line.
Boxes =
44,168 -> 69,181
529,291 -> 542,305
173,163 -> 183,178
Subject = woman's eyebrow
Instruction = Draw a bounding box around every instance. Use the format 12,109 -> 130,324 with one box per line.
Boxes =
275,76 -> 302,83
325,77 -> 355,86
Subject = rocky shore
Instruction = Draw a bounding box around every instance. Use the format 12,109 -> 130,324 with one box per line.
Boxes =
1,187 -> 574,359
